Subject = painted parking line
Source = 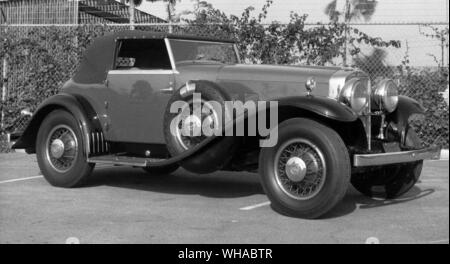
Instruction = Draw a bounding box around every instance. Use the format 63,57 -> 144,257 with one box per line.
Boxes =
240,201 -> 271,211
0,165 -> 116,185
0,175 -> 43,184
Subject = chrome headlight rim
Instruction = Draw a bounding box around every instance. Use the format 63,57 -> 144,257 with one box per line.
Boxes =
372,79 -> 399,113
339,78 -> 369,115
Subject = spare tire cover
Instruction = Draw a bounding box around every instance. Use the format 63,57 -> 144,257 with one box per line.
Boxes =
163,81 -> 238,173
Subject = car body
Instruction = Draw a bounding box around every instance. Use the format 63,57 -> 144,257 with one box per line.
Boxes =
13,31 -> 441,218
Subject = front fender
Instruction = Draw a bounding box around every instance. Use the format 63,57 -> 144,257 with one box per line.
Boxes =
277,96 -> 359,122
12,93 -> 101,155
387,95 -> 425,144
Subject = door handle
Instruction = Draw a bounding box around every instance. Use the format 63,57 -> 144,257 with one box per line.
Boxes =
160,81 -> 174,93
160,86 -> 174,93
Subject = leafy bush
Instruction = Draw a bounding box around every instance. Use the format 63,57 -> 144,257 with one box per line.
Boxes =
397,67 -> 449,148
0,25 -> 115,134
180,0 -> 399,65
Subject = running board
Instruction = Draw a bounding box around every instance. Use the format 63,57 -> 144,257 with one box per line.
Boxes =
87,155 -> 166,167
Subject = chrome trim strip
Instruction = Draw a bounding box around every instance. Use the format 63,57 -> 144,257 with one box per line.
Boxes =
165,38 -> 177,71
234,44 -> 241,64
365,78 -> 372,150
353,146 -> 441,167
108,70 -> 179,75
85,130 -> 91,157
96,132 -> 100,154
88,158 -> 148,167
100,132 -> 104,153
87,155 -> 167,166
167,39 -> 234,44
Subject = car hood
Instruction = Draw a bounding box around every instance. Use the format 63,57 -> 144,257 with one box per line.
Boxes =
216,64 -> 341,100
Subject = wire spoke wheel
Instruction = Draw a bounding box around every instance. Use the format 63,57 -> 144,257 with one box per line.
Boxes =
45,124 -> 78,173
259,118 -> 350,218
274,138 -> 327,200
174,99 -> 219,150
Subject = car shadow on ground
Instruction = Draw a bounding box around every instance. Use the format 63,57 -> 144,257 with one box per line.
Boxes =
87,167 -> 435,218
87,167 -> 265,198
319,186 -> 435,219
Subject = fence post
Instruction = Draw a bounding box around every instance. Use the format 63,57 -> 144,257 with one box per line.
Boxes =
1,56 -> 7,131
129,0 -> 135,30
342,0 -> 350,67
167,2 -> 173,33
0,22 -> 7,133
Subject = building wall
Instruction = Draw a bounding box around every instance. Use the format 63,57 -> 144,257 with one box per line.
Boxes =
0,0 -> 166,25
0,0 -> 78,24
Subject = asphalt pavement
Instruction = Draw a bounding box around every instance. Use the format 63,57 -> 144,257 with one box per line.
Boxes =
0,152 -> 448,244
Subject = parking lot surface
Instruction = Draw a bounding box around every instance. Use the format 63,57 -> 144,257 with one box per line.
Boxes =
0,152 -> 448,244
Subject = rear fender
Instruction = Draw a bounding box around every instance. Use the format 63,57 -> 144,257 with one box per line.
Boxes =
12,93 -> 102,156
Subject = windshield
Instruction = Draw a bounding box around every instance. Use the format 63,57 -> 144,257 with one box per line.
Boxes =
169,39 -> 238,65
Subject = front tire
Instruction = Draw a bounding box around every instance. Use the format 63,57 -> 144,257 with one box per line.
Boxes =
36,109 -> 94,187
259,118 -> 350,219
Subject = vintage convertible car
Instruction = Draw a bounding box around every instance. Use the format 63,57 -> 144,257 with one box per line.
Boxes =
12,31 -> 441,218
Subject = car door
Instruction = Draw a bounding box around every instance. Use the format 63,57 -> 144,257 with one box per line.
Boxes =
105,38 -> 176,144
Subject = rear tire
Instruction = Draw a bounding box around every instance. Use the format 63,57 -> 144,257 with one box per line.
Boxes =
36,109 -> 94,188
259,118 -> 350,219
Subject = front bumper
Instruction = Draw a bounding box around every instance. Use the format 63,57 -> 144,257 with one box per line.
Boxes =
353,146 -> 441,167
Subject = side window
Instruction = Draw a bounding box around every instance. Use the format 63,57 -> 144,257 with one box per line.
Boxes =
114,39 -> 172,70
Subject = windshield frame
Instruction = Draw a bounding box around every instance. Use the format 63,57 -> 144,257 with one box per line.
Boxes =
166,38 -> 241,68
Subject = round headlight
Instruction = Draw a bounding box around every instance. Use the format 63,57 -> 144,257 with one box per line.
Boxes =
339,78 -> 369,114
372,80 -> 399,113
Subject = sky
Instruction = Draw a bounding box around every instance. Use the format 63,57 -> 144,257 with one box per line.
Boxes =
134,0 -> 449,66
137,0 -> 448,23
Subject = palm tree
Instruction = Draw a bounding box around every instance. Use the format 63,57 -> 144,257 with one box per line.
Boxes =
120,0 -> 179,31
138,0 -> 180,22
120,0 -> 143,9
324,0 -> 377,66
172,0 -> 214,23
120,0 -> 143,29
158,0 -> 181,33
324,0 -> 377,22
126,0 -> 179,32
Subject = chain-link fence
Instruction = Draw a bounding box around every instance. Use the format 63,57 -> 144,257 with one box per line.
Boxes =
0,22 -> 448,152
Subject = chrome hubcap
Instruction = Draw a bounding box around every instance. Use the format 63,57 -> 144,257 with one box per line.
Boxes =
50,139 -> 65,159
174,100 -> 219,150
45,125 -> 78,173
181,115 -> 202,136
274,139 -> 326,200
285,156 -> 307,182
